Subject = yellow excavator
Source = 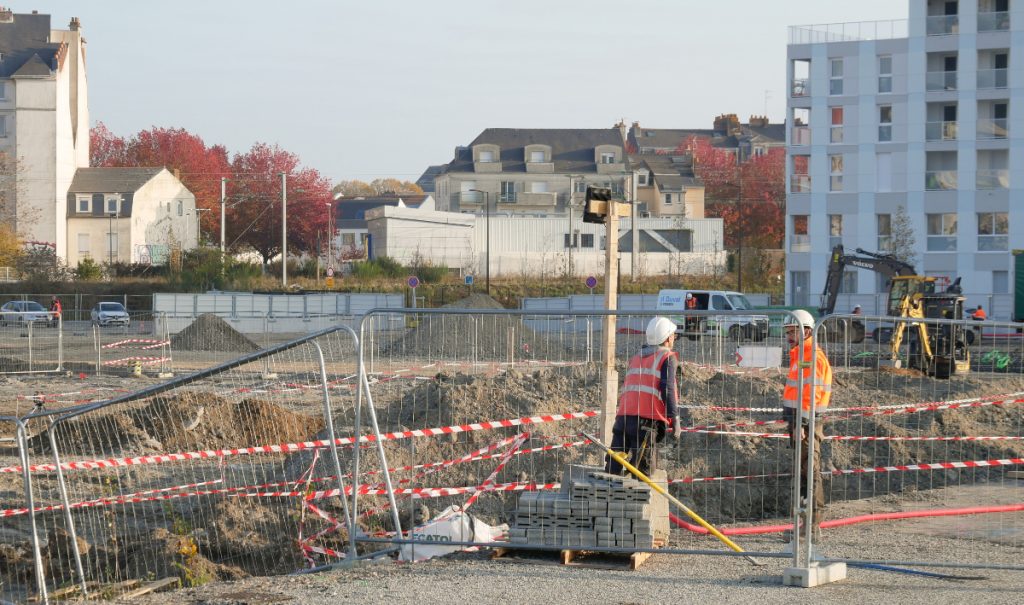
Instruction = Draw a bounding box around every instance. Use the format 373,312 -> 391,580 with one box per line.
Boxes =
820,246 -> 970,378
884,274 -> 971,378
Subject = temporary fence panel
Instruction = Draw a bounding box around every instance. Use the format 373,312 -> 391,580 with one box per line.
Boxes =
807,313 -> 1024,572
0,314 -> 63,375
353,308 -> 801,563
8,327 -> 362,600
94,312 -> 172,378
153,292 -> 403,320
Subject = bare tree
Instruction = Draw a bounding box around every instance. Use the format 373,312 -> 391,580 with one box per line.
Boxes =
890,204 -> 917,267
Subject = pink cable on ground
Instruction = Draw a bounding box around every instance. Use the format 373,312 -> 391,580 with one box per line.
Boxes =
670,503 -> 1024,535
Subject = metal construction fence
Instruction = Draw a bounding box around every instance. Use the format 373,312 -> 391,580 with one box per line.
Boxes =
0,314 -> 63,375
1,308 -> 1023,601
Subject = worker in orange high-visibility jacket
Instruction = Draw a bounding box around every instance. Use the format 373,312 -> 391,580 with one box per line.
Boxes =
606,316 -> 680,476
782,309 -> 832,532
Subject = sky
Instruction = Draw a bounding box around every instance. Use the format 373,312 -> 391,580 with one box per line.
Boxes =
13,0 -> 908,184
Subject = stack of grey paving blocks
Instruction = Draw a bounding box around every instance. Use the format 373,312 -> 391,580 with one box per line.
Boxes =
506,465 -> 669,550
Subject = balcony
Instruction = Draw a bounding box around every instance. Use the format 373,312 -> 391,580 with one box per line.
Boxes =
525,161 -> 554,174
790,175 -> 811,193
925,170 -> 958,190
925,120 -> 958,141
458,191 -> 482,205
976,169 -> 1009,190
926,71 -> 957,91
978,11 -> 1010,32
498,192 -> 517,203
977,68 -> 1008,89
790,234 -> 810,253
516,192 -> 558,206
791,126 -> 811,145
791,78 -> 809,97
977,118 -> 1008,139
473,160 -> 502,173
926,14 -> 959,35
788,19 -> 907,44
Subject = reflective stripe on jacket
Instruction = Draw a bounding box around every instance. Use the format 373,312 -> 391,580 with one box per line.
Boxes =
617,347 -> 676,423
782,337 -> 832,412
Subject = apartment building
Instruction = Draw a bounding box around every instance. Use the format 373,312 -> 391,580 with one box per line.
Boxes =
786,0 -> 1020,316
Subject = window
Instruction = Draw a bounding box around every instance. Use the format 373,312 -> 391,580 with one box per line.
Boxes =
0,116 -> 6,138
341,233 -> 355,246
478,150 -> 495,162
829,155 -> 843,191
580,233 -> 595,248
791,271 -> 810,306
977,211 -> 1008,251
878,105 -> 892,141
530,181 -> 548,193
664,193 -> 673,205
77,196 -> 91,213
993,270 -> 1009,294
927,213 -> 958,251
830,58 -> 844,95
791,155 -> 810,192
0,82 -> 5,100
499,181 -> 516,202
563,233 -> 579,248
876,153 -> 892,192
830,107 -> 844,143
638,172 -> 648,186
877,214 -> 892,251
529,150 -> 546,162
77,233 -> 90,255
878,55 -> 893,93
105,196 -> 119,214
791,214 -> 810,252
600,152 -> 616,164
840,271 -> 858,294
177,200 -> 183,216
108,232 -> 118,255
829,214 -> 843,248
575,180 -> 588,193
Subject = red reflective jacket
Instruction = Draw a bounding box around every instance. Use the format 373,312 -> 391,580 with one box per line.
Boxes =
617,347 -> 677,423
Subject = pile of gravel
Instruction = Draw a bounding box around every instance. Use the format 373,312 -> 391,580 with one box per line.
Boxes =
170,314 -> 260,353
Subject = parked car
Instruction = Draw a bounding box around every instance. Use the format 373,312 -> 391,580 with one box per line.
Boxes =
91,302 -> 131,327
656,289 -> 770,341
0,300 -> 54,326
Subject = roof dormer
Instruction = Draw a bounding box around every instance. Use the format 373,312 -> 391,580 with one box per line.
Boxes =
525,144 -> 553,173
595,144 -> 625,174
473,144 -> 502,173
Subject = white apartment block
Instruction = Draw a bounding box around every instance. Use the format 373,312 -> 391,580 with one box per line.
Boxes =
786,0 -> 1020,318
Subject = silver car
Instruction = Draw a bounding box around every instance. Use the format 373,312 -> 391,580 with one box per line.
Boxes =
0,300 -> 53,326
91,302 -> 131,327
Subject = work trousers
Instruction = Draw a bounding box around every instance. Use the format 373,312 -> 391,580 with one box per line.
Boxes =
785,409 -> 826,520
605,415 -> 665,476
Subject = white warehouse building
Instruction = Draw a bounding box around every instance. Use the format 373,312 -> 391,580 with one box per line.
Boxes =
786,0 -> 1021,318
365,204 -> 726,279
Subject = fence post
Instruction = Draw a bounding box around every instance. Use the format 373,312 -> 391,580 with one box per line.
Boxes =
47,426 -> 88,598
16,421 -> 49,604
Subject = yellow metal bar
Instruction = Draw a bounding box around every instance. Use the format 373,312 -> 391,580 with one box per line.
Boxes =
582,432 -> 763,566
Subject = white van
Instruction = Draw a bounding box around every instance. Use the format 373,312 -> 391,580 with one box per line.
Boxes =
656,289 -> 769,341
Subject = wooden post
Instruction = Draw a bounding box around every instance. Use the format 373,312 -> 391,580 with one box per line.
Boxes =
599,204 -> 623,442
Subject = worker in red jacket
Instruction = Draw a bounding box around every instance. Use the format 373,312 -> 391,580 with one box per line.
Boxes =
606,317 -> 680,476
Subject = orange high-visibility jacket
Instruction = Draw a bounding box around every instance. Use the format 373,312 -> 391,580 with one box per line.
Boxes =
973,308 -> 987,320
617,347 -> 677,423
782,337 -> 832,412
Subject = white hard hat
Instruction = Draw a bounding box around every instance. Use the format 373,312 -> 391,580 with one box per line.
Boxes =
783,309 -> 815,331
685,293 -> 693,299
646,316 -> 677,346
853,304 -> 861,310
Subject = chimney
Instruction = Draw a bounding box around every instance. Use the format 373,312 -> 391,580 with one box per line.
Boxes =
0,8 -> 14,23
173,168 -> 181,181
713,113 -> 741,136
748,115 -> 769,127
69,17 -> 81,30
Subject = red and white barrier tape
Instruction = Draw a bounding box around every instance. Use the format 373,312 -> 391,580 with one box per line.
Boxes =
102,339 -> 170,350
0,409 -> 599,474
102,356 -> 171,367
463,433 -> 528,511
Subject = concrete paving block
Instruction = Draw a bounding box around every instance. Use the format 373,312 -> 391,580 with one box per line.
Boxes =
588,502 -> 608,517
607,502 -> 625,517
783,563 -> 847,587
635,534 -> 654,549
612,517 -> 631,532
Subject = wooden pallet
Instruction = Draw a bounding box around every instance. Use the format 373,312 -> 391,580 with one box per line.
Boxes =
41,577 -> 179,601
491,541 -> 663,571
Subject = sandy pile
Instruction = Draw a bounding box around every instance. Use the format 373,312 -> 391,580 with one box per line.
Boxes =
170,314 -> 260,353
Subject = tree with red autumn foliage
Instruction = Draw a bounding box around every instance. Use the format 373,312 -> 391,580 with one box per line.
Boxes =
228,143 -> 332,263
683,135 -> 785,248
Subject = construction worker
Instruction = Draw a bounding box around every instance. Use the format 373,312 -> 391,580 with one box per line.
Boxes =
851,304 -> 862,316
684,292 -> 699,333
606,316 -> 680,476
782,309 -> 832,536
49,296 -> 62,327
685,292 -> 698,311
972,304 -> 987,321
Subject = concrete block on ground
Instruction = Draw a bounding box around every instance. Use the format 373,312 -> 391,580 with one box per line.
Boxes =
647,469 -> 670,543
783,563 -> 847,587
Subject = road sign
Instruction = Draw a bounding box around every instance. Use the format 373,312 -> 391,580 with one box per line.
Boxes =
326,276 -> 335,288
465,275 -> 474,285
585,276 -> 598,290
326,267 -> 334,277
407,276 -> 420,289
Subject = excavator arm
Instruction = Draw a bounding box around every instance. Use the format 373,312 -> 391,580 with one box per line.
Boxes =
818,246 -> 917,316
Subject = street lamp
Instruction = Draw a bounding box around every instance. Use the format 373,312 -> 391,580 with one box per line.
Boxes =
328,192 -> 343,273
468,189 -> 490,294
194,208 -> 211,247
280,172 -> 288,287
566,175 -> 582,277
220,177 -> 228,256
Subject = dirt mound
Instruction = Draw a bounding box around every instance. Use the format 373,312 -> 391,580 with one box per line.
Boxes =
171,314 -> 260,353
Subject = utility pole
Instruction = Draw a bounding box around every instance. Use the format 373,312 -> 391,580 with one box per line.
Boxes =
629,172 -> 639,282
280,172 -> 287,288
736,164 -> 744,292
220,177 -> 227,256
